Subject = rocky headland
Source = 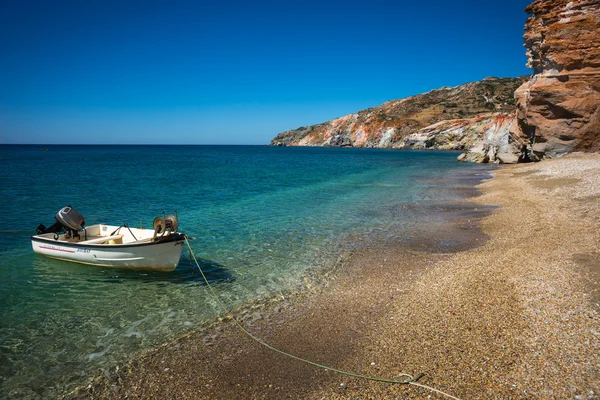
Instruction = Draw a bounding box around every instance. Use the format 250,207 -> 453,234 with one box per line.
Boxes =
271,0 -> 600,163
271,77 -> 528,163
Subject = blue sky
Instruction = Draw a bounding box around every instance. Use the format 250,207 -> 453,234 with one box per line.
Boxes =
0,0 -> 532,145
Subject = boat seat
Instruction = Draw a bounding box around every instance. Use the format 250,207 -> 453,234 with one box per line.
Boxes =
79,234 -> 124,244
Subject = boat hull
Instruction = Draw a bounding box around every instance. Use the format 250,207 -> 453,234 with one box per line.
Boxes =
31,235 -> 185,271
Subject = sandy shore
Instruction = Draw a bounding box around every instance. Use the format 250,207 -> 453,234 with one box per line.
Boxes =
72,153 -> 600,400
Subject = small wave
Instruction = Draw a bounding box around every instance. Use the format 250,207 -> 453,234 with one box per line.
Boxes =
87,344 -> 113,361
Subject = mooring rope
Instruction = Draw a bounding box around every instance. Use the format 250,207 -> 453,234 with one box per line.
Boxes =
185,238 -> 461,399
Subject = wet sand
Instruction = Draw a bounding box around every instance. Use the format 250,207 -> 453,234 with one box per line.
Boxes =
71,153 -> 600,399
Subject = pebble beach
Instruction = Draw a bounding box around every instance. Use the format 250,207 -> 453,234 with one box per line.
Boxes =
73,153 -> 600,399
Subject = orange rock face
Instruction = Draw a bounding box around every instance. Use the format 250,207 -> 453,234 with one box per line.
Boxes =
271,77 -> 526,154
515,0 -> 600,158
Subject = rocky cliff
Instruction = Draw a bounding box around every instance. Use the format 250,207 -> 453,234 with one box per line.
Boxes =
271,77 -> 528,163
513,0 -> 600,159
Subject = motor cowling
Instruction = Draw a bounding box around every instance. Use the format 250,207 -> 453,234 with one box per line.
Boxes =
54,206 -> 85,231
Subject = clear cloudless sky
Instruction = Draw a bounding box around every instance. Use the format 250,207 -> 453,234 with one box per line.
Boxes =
0,0 -> 533,145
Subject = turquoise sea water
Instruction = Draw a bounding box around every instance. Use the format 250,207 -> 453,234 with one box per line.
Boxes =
0,145 -> 491,398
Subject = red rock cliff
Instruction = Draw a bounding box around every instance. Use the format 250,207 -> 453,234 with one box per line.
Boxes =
515,0 -> 600,158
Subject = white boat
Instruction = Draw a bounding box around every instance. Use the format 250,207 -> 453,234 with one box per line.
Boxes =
31,206 -> 187,271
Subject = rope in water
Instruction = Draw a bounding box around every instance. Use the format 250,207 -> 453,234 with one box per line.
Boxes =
185,238 -> 461,399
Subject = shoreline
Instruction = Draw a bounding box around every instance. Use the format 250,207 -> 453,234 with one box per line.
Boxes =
71,154 -> 600,399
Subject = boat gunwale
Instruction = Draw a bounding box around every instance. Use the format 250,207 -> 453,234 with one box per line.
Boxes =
31,233 -> 186,249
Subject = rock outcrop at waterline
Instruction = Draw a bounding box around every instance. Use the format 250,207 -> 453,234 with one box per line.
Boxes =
271,77 -> 528,163
513,0 -> 600,159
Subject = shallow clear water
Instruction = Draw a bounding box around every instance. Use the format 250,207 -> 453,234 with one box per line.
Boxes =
0,145 -> 490,398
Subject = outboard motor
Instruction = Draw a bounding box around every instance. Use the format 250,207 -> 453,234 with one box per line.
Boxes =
36,206 -> 86,236
55,206 -> 85,231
